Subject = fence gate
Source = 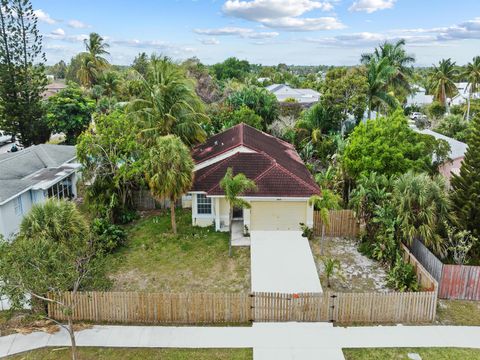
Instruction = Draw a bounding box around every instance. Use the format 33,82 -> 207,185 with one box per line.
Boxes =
251,292 -> 328,322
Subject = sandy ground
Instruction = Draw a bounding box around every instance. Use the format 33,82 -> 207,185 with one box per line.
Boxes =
310,237 -> 391,292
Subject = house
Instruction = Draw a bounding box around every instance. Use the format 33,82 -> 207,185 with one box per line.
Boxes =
266,84 -> 320,106
189,123 -> 320,232
42,81 -> 67,99
449,82 -> 480,107
406,85 -> 434,107
414,128 -> 467,182
0,144 -> 80,239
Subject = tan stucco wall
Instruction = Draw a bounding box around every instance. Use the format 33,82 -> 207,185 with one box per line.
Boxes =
250,201 -> 308,231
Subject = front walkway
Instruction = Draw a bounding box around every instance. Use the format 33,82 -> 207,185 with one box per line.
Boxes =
231,220 -> 251,246
250,231 -> 322,293
2,323 -> 480,359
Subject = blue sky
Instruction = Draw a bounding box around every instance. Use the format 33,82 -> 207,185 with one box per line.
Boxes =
32,0 -> 480,66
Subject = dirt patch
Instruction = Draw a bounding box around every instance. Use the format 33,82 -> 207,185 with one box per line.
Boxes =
310,237 -> 390,292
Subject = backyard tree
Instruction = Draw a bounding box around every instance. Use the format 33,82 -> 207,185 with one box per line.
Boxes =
129,56 -> 207,146
393,171 -> 451,255
226,85 -> 279,131
451,114 -> 480,256
463,56 -> 480,121
0,199 -> 97,360
309,189 -> 341,254
0,0 -> 50,146
343,110 -> 434,178
45,84 -> 96,144
144,135 -> 194,234
365,57 -> 398,119
77,110 -> 143,222
220,168 -> 257,257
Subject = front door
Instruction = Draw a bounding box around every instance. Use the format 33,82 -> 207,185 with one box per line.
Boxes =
233,206 -> 243,219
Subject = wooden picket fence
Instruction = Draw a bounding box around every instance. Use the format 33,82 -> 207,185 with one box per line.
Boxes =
48,289 -> 437,324
313,210 -> 359,238
48,292 -> 251,324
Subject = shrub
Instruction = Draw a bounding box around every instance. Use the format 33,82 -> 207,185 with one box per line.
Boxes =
387,254 -> 419,292
300,223 -> 314,240
92,218 -> 127,253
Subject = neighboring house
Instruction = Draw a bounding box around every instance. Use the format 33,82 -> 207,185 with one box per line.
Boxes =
406,85 -> 434,107
190,123 -> 320,232
266,84 -> 320,106
0,144 -> 80,239
414,128 -> 467,182
449,82 -> 480,107
42,81 -> 67,99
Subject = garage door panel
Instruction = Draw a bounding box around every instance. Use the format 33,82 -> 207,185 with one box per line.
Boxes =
250,201 -> 306,231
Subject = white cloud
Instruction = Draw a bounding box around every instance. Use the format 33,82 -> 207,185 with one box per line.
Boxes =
303,17 -> 480,49
223,0 -> 333,20
261,16 -> 344,31
198,38 -> 220,45
349,0 -> 395,13
33,9 -> 56,24
68,19 -> 90,29
222,0 -> 342,31
50,28 -> 65,37
194,27 -> 279,39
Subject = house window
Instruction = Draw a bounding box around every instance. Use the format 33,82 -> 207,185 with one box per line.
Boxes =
14,196 -> 23,216
196,194 -> 212,215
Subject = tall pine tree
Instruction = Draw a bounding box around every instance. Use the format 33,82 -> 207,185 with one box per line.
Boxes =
0,0 -> 49,146
451,114 -> 480,255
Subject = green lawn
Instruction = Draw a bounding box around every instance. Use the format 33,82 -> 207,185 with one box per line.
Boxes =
436,299 -> 480,326
343,348 -> 480,359
106,209 -> 250,293
9,348 -> 252,359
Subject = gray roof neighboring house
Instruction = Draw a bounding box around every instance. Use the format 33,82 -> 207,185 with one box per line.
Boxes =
0,144 -> 78,204
406,86 -> 434,107
414,128 -> 468,160
266,84 -> 320,105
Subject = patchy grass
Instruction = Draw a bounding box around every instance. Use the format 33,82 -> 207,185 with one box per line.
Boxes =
106,209 -> 250,293
310,237 -> 390,292
343,348 -> 480,359
9,347 -> 253,359
436,300 -> 480,326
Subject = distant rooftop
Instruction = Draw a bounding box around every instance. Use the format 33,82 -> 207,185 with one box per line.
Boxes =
0,144 -> 78,204
266,84 -> 320,105
414,128 -> 468,160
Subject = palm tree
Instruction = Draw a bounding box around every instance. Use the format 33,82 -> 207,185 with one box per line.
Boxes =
101,71 -> 120,97
365,57 -> 399,119
462,56 -> 480,121
295,103 -> 329,145
84,32 -> 110,66
393,171 -> 451,255
19,198 -> 88,243
309,189 -> 341,254
361,39 -> 415,98
129,56 -> 208,146
322,257 -> 342,288
220,168 -> 257,257
144,135 -> 194,234
428,58 -> 459,107
77,33 -> 110,87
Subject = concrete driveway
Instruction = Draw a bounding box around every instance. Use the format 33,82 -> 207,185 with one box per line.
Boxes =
250,231 -> 322,293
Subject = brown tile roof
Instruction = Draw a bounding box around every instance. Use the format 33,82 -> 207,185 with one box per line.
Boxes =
191,123 -> 320,198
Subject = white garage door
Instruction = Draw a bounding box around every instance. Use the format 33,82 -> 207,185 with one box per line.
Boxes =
250,201 -> 306,231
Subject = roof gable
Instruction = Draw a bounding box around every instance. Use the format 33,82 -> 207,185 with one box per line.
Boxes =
191,124 -> 320,197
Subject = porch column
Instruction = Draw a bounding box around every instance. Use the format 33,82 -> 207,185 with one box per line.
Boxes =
215,198 -> 221,231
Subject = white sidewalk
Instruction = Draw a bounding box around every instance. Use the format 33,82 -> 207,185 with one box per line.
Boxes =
2,323 -> 480,359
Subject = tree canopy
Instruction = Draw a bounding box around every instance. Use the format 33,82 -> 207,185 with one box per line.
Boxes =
343,110 -> 435,178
